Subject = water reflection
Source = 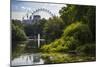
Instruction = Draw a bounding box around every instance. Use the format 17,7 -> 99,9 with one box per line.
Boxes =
11,40 -> 95,66
11,40 -> 44,66
12,53 -> 44,66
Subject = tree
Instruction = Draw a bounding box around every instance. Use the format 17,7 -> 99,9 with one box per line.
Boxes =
24,18 -> 47,36
63,22 -> 92,44
43,16 -> 65,43
41,22 -> 93,52
59,4 -> 96,42
12,20 -> 24,29
12,20 -> 27,41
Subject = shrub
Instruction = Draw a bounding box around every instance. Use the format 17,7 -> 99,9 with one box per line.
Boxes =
76,43 -> 96,56
64,36 -> 79,50
63,22 -> 92,44
41,22 -> 93,53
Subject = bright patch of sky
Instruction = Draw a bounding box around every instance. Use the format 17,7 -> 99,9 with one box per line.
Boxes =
11,0 -> 66,20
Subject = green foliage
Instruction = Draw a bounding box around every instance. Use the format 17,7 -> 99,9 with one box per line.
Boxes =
41,53 -> 72,63
43,16 -> 65,43
12,20 -> 24,29
24,24 -> 34,36
76,44 -> 96,56
59,5 -> 77,25
24,18 -> 47,36
40,4 -> 95,58
12,20 -> 27,41
41,52 -> 95,64
12,24 -> 27,41
59,5 -> 96,42
59,5 -> 95,24
63,36 -> 79,50
63,22 -> 92,44
86,7 -> 96,41
63,22 -> 80,36
41,22 -> 93,53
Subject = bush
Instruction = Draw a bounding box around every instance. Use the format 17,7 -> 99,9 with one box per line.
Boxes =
76,43 -> 96,56
63,22 -> 92,44
64,36 -> 79,50
41,22 -> 93,53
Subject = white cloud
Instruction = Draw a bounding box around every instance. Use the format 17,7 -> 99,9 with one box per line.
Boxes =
11,12 -> 26,20
21,6 -> 26,9
21,6 -> 32,12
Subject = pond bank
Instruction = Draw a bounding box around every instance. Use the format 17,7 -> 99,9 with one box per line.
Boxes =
41,52 -> 96,64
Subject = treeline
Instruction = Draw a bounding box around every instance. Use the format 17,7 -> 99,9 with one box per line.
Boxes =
11,20 -> 27,41
11,20 -> 27,49
11,4 -> 96,56
22,16 -> 65,44
41,4 -> 96,56
24,18 -> 47,36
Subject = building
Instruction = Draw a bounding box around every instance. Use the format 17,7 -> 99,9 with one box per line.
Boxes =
22,15 -> 41,24
33,15 -> 41,24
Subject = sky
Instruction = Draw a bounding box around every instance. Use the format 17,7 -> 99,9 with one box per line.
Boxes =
11,0 -> 66,20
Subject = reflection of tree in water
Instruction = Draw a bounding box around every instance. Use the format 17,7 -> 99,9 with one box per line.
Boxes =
25,54 -> 40,63
33,55 -> 40,62
12,41 -> 27,60
26,40 -> 38,48
24,40 -> 40,53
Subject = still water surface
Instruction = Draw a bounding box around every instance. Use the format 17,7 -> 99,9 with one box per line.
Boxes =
11,40 -> 45,66
11,40 -> 95,66
11,53 -> 44,66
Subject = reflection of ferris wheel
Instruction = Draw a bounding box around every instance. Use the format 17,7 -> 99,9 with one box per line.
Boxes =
22,8 -> 55,20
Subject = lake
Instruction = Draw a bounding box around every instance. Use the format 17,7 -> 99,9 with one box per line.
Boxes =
11,40 -> 45,66
11,40 -> 95,66
11,53 -> 44,66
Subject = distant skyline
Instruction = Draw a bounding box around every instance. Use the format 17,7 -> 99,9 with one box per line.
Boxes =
11,0 -> 66,20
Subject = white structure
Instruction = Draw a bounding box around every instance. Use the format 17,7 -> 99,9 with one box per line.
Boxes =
22,8 -> 54,24
37,34 -> 45,48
